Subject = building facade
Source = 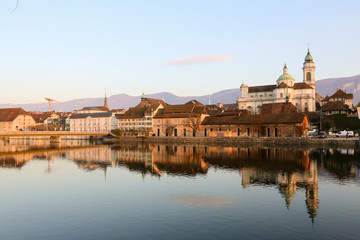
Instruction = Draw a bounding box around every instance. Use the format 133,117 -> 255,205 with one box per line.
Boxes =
0,108 -> 36,132
153,101 -> 209,137
201,112 -> 309,137
117,96 -> 166,134
70,112 -> 117,132
237,50 -> 316,113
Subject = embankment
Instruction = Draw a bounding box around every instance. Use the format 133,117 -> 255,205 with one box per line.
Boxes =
111,136 -> 359,148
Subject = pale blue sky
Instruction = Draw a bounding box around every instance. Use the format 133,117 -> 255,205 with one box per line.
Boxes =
1,0 -> 359,104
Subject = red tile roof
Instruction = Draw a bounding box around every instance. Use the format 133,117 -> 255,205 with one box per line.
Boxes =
29,112 -> 56,123
248,85 -> 276,93
201,113 -> 307,125
329,89 -> 353,99
260,102 -> 298,114
154,104 -> 208,119
322,101 -> 351,111
293,82 -> 313,89
276,82 -> 289,88
80,106 -> 110,112
0,108 -> 29,122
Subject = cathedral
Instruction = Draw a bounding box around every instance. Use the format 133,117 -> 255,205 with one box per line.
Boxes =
237,49 -> 316,113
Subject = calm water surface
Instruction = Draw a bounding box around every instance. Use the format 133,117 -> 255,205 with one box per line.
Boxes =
0,138 -> 359,240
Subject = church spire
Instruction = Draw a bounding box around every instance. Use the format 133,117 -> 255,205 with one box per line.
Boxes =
104,89 -> 109,109
141,91 -> 145,101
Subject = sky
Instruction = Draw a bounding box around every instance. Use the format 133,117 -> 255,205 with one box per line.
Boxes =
0,0 -> 360,104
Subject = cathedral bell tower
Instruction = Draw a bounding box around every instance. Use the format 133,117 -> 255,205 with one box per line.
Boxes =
303,48 -> 316,88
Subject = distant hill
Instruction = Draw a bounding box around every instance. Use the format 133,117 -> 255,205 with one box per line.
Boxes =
0,90 -> 241,112
315,74 -> 360,105
1,74 -> 359,112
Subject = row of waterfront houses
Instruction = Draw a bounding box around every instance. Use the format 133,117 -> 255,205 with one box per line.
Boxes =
0,95 -> 308,137
0,88 -> 356,137
0,50 -> 357,136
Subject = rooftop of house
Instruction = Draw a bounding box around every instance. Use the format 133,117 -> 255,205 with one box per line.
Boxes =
293,82 -> 313,89
70,112 -> 113,119
329,89 -> 353,100
260,102 -> 298,114
201,112 -> 308,126
248,85 -> 277,93
140,97 -> 168,107
79,106 -> 110,112
29,112 -> 58,123
0,108 -> 29,122
154,104 -> 208,119
322,101 -> 352,112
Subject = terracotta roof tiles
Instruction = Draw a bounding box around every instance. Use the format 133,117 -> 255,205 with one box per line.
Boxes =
201,113 -> 307,125
248,85 -> 276,93
0,108 -> 29,122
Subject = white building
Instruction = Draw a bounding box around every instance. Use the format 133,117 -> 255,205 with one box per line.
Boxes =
70,112 -> 117,132
237,49 -> 316,113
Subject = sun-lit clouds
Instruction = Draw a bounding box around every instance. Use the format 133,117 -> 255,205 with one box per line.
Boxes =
166,55 -> 231,65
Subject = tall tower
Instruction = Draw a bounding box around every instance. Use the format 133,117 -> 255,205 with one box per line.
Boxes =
104,90 -> 109,109
303,48 -> 316,88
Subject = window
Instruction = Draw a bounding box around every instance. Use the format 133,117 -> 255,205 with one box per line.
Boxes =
306,72 -> 311,81
280,93 -> 283,98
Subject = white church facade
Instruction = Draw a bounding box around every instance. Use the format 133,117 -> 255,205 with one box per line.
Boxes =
237,50 -> 316,113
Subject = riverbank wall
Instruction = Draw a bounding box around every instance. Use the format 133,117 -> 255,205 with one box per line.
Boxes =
110,136 -> 360,148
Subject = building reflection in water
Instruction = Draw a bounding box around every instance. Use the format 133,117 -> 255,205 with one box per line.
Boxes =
112,143 -> 209,178
2,139 -> 360,223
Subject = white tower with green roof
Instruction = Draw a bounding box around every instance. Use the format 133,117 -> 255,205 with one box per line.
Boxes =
303,49 -> 316,88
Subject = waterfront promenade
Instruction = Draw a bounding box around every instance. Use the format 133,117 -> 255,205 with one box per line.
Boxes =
113,136 -> 360,147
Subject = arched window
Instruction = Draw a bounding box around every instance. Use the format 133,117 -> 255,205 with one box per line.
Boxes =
306,72 -> 311,81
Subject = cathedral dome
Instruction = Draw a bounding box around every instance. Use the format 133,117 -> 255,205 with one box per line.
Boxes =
277,73 -> 295,81
304,49 -> 314,63
277,64 -> 295,82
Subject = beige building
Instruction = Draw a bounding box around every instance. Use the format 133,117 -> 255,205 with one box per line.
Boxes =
117,95 -> 166,134
0,108 -> 36,132
237,49 -> 316,113
153,101 -> 209,137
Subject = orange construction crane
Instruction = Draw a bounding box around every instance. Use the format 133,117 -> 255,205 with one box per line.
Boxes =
45,98 -> 60,112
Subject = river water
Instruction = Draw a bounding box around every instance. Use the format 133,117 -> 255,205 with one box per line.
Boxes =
0,139 -> 359,240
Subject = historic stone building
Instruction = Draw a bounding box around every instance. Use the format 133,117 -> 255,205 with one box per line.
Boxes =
117,95 -> 167,134
0,108 -> 36,132
153,101 -> 209,137
201,102 -> 309,137
237,49 -> 316,113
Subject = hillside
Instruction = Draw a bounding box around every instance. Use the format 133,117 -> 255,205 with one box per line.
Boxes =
1,74 -> 359,112
316,74 -> 360,105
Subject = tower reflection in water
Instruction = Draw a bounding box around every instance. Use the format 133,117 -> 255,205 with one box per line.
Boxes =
1,140 -> 360,223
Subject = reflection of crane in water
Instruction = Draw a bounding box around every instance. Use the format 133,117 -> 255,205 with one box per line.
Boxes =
44,154 -> 56,174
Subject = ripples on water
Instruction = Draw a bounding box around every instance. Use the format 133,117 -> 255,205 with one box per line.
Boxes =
0,138 -> 359,240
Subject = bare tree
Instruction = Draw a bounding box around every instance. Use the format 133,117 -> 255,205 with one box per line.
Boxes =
185,117 -> 201,136
165,121 -> 174,136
